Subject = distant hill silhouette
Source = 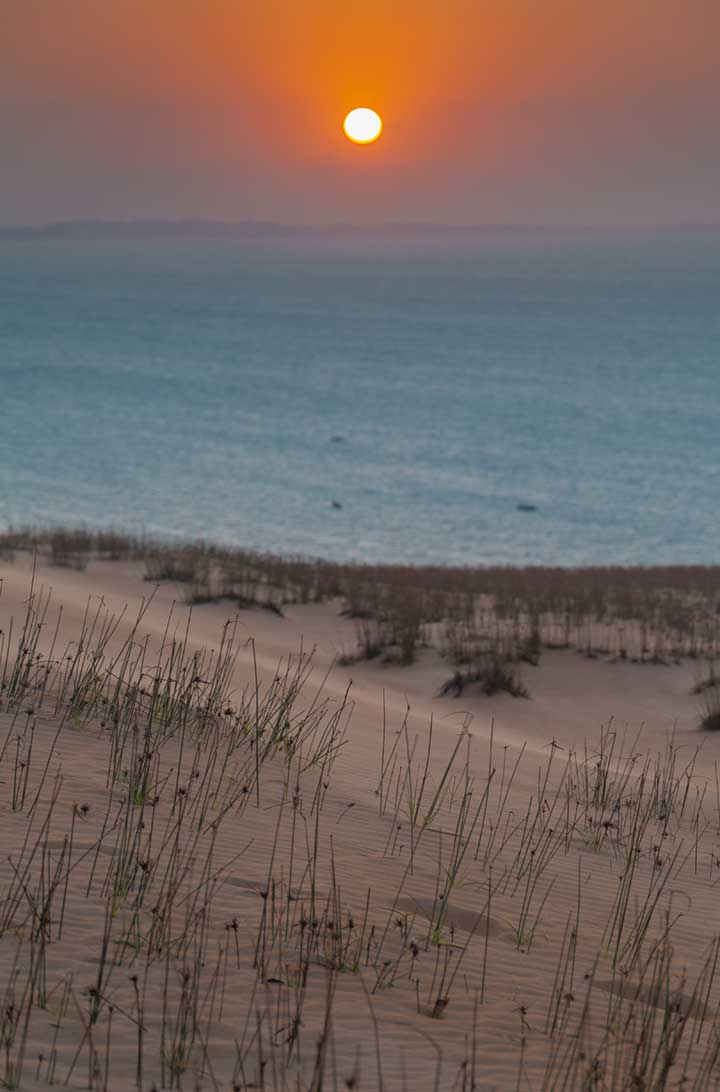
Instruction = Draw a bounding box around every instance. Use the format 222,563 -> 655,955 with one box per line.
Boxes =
2,219 -> 718,239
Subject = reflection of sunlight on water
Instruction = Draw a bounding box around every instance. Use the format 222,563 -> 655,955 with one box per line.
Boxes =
1,232 -> 718,566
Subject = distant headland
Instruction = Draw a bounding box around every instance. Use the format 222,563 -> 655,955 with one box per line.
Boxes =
2,219 -> 718,240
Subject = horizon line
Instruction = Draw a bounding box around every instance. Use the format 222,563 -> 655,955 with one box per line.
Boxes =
2,217 -> 720,238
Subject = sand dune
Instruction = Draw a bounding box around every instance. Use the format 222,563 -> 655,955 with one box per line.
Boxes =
1,554 -> 718,1090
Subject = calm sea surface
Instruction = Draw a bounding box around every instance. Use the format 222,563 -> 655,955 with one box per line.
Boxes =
1,231 -> 718,566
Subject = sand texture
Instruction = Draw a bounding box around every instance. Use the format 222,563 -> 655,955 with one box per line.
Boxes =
1,554 -> 719,1090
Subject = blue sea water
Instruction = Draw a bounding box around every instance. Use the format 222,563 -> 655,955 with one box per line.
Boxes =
1,230 -> 718,566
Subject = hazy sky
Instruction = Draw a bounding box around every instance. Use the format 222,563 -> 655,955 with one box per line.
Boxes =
2,0 -> 719,226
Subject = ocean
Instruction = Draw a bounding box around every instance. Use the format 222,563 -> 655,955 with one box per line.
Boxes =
1,229 -> 718,567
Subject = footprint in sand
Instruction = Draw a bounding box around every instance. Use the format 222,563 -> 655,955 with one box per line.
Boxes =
223,876 -> 263,892
393,894 -> 512,939
595,977 -> 713,1020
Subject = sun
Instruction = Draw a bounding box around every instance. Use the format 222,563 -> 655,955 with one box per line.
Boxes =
343,107 -> 383,145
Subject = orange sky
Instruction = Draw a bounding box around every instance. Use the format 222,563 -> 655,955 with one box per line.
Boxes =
2,0 -> 719,225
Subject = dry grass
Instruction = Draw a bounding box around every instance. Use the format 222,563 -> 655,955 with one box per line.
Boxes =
1,549 -> 720,1087
700,687 -> 720,732
3,518 -> 720,718
3,525 -> 720,696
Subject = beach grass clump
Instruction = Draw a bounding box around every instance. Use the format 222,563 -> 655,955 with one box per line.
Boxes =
476,654 -> 529,697
700,683 -> 720,730
438,657 -> 528,699
48,527 -> 93,569
439,615 -> 532,697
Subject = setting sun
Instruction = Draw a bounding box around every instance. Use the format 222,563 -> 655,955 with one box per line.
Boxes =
343,108 -> 383,145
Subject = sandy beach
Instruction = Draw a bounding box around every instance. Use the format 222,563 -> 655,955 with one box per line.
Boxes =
5,4 -> 719,1086
1,551 -> 718,1090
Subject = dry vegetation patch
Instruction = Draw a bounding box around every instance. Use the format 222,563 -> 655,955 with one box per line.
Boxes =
3,526 -> 720,702
1,563 -> 720,1088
